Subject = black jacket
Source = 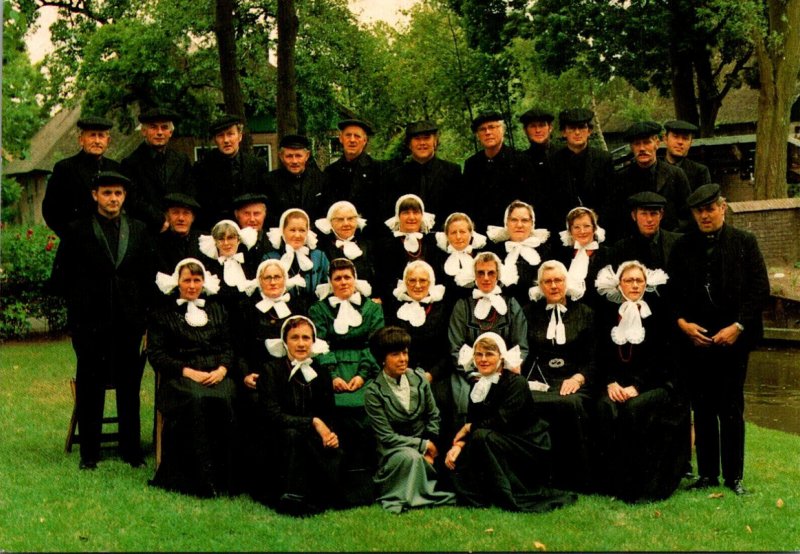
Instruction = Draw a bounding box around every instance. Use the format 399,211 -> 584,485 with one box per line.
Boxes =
265,162 -> 330,229
384,156 -> 465,219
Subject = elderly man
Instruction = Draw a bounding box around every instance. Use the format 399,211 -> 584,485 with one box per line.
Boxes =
547,108 -> 616,236
194,114 -> 269,230
154,192 -> 203,273
463,111 -> 535,229
324,119 -> 386,237
615,121 -> 692,238
385,120 -> 463,217
232,192 -> 271,275
42,116 -> 122,237
121,107 -> 195,234
608,191 -> 682,270
51,171 -> 156,470
265,134 -> 329,227
662,120 -> 712,191
668,184 -> 769,496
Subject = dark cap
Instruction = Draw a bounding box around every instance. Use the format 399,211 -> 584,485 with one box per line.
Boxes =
138,107 -> 180,124
93,171 -> 130,189
77,116 -> 114,131
471,111 -> 504,132
519,108 -> 554,125
209,114 -> 244,135
628,191 -> 667,209
163,192 -> 201,211
664,119 -> 699,135
687,183 -> 721,209
231,192 -> 268,210
279,134 -> 311,149
337,119 -> 373,135
624,121 -> 662,142
405,120 -> 439,139
558,108 -> 594,127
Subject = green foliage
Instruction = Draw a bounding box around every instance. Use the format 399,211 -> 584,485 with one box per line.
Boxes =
0,225 -> 66,340
1,176 -> 23,222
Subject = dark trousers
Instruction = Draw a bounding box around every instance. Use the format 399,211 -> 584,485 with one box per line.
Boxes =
73,331 -> 144,462
687,345 -> 748,483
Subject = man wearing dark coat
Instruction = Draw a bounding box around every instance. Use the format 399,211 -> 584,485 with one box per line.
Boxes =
607,191 -> 682,271
154,192 -> 203,273
324,119 -> 387,238
547,108 -> 616,234
668,184 -> 769,496
194,114 -> 269,230
463,111 -> 536,230
42,116 -> 122,237
518,107 -> 560,231
265,134 -> 329,228
615,121 -> 692,239
384,121 -> 464,218
662,120 -> 712,191
232,192 -> 272,277
121,108 -> 195,234
50,171 -> 156,470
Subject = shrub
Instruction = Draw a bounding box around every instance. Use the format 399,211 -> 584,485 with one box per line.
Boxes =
0,224 -> 66,341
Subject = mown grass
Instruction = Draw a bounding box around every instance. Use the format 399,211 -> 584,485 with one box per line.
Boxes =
2,338 -> 798,552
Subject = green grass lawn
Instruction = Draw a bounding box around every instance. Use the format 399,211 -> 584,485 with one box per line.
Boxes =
2,337 -> 798,552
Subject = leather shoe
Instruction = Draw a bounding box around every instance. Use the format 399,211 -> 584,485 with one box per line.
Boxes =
689,476 -> 719,489
79,459 -> 98,470
725,479 -> 748,496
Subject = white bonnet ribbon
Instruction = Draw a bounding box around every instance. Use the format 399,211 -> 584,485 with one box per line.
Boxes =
288,358 -> 318,382
281,244 -> 314,272
393,231 -> 423,253
255,291 -> 292,318
486,225 -> 508,242
505,237 -> 542,267
397,300 -> 427,328
285,274 -> 307,291
470,373 -> 500,403
155,258 -> 220,296
355,278 -> 372,297
546,303 -> 567,345
329,293 -> 363,335
198,234 -> 219,259
266,226 -> 284,250
336,238 -> 363,260
611,299 -> 652,345
176,298 -> 208,327
472,286 -> 507,319
566,241 -> 597,294
221,254 -> 248,291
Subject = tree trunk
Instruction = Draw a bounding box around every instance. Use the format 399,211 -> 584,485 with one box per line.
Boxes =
668,0 -> 700,128
694,47 -> 721,138
753,0 -> 800,199
215,0 -> 247,138
277,0 -> 299,139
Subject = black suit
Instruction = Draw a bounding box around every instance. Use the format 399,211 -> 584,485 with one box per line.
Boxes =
194,149 -> 269,230
42,151 -> 122,237
324,152 -> 387,238
384,156 -> 465,219
51,212 -> 156,463
265,162 -> 330,228
668,222 -> 769,483
664,156 -> 711,191
121,143 -> 195,233
608,228 -> 682,271
616,160 -> 692,237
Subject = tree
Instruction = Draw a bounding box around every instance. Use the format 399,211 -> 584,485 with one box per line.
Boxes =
276,0 -> 299,138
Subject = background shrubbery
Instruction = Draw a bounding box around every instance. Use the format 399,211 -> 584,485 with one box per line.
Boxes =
0,224 -> 66,341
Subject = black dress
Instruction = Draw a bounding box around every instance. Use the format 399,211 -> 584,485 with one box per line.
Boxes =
147,299 -> 237,497
450,371 -> 577,512
373,233 -> 444,302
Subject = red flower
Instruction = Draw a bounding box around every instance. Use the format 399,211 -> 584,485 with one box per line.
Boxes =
26,228 -> 34,238
45,241 -> 54,252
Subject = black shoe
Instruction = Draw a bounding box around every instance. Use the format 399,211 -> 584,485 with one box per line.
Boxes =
689,476 -> 719,489
725,479 -> 748,496
79,459 -> 98,470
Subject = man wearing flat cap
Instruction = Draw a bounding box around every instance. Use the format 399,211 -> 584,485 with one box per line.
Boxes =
385,120 -> 464,217
154,192 -> 203,273
463,111 -> 537,229
547,108 -> 616,237
324,119 -> 386,238
608,191 -> 682,270
614,121 -> 692,239
232,192 -> 272,276
265,134 -> 329,228
661,120 -> 712,191
43,116 -> 123,237
194,114 -> 269,230
51,171 -> 156,471
667,183 -> 769,496
121,107 -> 195,234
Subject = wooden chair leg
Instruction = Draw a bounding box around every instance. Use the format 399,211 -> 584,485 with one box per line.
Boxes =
65,378 -> 79,453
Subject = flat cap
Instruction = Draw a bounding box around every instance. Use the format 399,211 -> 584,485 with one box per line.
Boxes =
209,114 -> 244,135
664,119 -> 699,134
93,170 -> 131,189
624,121 -> 662,142
138,107 -> 180,124
405,120 -> 439,138
231,192 -> 268,210
628,191 -> 667,209
687,183 -> 721,209
337,119 -> 373,135
163,192 -> 201,211
279,134 -> 311,149
471,111 -> 503,132
558,108 -> 594,127
519,108 -> 554,125
77,116 -> 114,131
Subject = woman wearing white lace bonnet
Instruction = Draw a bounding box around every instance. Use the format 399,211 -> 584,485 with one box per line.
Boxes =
155,257 -> 221,327
314,200 -> 376,291
198,219 -> 257,293
434,212 -> 487,302
487,199 -> 551,307
553,206 -> 607,304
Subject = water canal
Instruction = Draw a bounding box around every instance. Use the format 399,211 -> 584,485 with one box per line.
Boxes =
744,344 -> 800,435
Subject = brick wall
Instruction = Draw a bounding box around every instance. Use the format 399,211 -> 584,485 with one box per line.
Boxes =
727,199 -> 800,265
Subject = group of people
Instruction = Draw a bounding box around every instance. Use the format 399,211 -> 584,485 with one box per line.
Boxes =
46,105 -> 769,516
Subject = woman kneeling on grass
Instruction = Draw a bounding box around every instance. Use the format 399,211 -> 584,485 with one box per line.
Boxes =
444,332 -> 577,513
364,326 -> 456,513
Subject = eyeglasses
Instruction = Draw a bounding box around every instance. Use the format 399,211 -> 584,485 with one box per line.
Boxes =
331,216 -> 357,224
477,124 -> 502,133
621,278 -> 645,285
541,278 -> 565,286
474,351 -> 499,359
260,275 -> 284,282
406,278 -> 430,286
508,217 -> 532,225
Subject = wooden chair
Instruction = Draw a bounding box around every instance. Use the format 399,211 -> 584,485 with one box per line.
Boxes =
64,378 -> 120,453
